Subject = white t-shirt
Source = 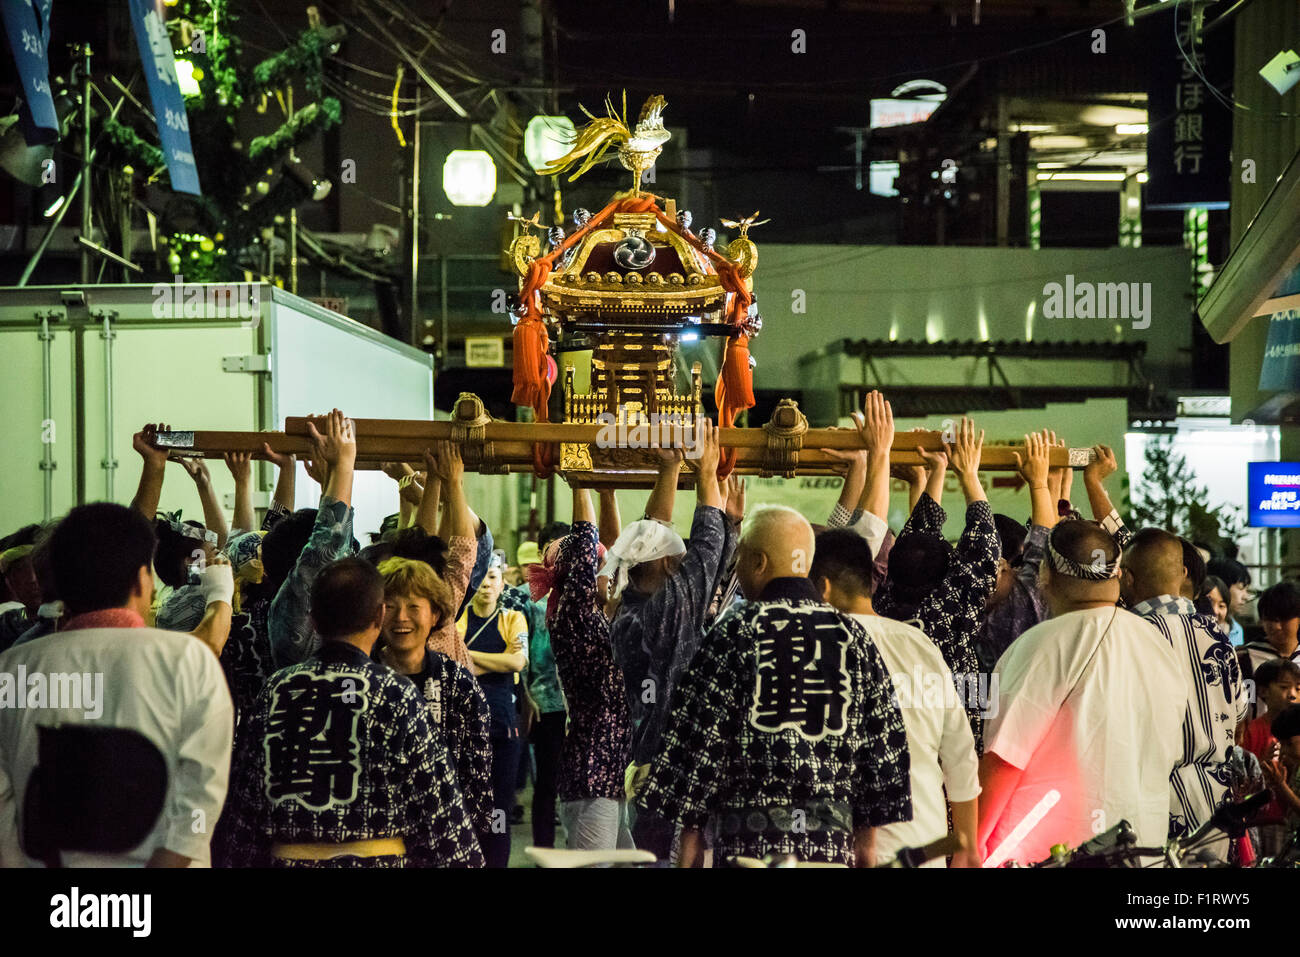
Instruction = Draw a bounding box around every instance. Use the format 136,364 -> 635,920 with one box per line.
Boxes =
984,606 -> 1184,866
851,613 -> 980,867
0,626 -> 233,867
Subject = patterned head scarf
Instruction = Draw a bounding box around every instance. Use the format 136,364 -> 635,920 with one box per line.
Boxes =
221,529 -> 267,614
1045,526 -> 1122,581
224,530 -> 267,583
598,519 -> 685,601
159,510 -> 217,546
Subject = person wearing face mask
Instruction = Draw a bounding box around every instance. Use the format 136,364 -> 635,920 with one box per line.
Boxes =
456,557 -> 528,867
374,557 -> 493,849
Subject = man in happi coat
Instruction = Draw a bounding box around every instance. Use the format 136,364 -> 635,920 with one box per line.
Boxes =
638,504 -> 912,867
223,558 -> 482,868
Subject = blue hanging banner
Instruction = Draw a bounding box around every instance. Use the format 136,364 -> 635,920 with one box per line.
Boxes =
1,0 -> 59,133
126,0 -> 201,195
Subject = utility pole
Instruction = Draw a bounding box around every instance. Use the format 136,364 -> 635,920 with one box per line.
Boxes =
79,43 -> 92,283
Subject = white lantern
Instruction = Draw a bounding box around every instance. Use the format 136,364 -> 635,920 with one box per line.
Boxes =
523,115 -> 576,172
442,150 -> 497,206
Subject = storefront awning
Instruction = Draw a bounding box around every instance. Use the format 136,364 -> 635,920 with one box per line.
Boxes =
1199,146 -> 1300,343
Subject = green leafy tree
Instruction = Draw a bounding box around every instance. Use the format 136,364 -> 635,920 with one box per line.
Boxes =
1127,435 -> 1244,553
99,0 -> 343,279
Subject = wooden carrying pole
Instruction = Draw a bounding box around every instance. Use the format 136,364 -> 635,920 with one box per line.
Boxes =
153,395 -> 1095,476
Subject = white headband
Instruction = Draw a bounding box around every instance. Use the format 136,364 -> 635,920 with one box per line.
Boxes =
599,519 -> 686,600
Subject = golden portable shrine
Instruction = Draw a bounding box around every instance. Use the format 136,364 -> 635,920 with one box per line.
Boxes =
155,95 -> 1093,478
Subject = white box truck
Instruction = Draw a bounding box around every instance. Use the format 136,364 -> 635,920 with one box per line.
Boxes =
0,282 -> 435,539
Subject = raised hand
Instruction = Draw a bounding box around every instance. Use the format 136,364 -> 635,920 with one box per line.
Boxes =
196,552 -> 235,607
225,451 -> 256,534
305,409 -> 357,470
1043,430 -> 1065,500
819,430 -> 868,476
261,441 -> 296,471
224,451 -> 252,484
724,474 -> 747,524
133,423 -> 172,469
425,440 -> 464,484
172,454 -> 213,487
691,416 -> 720,477
130,423 -> 172,520
1084,443 -> 1118,485
860,390 -> 894,457
654,442 -> 685,469
1013,430 -> 1050,489
912,426 -> 946,474
381,461 -> 414,482
916,446 -> 948,473
944,417 -> 984,477
890,462 -> 927,485
302,456 -> 328,487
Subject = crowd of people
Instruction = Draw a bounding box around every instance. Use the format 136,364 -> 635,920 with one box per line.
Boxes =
1,393 -> 1299,868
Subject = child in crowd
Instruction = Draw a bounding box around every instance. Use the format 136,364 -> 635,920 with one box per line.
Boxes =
1240,659 -> 1300,856
1239,581 -> 1300,720
1196,575 -> 1231,636
1261,703 -> 1300,857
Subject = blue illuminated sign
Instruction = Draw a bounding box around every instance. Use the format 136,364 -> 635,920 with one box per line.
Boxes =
1248,461 -> 1300,527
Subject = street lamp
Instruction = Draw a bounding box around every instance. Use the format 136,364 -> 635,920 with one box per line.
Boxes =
442,149 -> 496,206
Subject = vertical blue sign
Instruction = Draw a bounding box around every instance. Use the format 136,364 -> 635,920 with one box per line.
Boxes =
1,0 -> 58,133
126,0 -> 201,195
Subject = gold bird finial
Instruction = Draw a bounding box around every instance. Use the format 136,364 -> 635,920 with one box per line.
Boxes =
535,92 -> 671,195
720,211 -> 770,239
507,210 -> 544,233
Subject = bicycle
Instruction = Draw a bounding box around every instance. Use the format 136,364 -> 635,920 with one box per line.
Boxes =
1030,791 -> 1272,868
